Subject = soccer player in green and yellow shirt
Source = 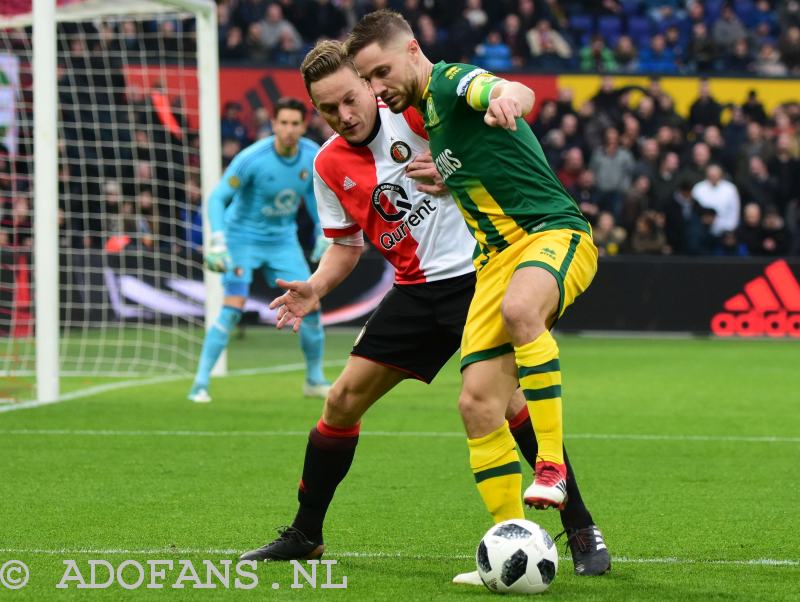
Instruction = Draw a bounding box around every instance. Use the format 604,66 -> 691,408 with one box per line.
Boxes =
348,8 -> 601,551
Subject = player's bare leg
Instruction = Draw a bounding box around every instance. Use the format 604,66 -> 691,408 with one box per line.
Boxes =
240,356 -> 406,561
188,295 -> 246,403
501,266 -> 569,510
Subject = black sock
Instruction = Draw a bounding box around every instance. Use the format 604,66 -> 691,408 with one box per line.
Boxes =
509,407 -> 594,532
291,419 -> 359,541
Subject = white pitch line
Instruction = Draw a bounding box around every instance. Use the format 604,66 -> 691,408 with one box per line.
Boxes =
0,429 -> 797,444
0,360 -> 346,414
0,548 -> 795,567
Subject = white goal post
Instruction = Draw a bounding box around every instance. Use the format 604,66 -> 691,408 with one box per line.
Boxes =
0,0 -> 222,403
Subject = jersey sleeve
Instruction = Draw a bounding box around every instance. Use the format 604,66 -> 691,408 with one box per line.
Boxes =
207,151 -> 251,233
313,167 -> 363,245
438,64 -> 505,112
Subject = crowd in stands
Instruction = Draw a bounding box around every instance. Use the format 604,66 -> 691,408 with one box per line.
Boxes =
2,1 -> 800,258
217,0 -> 800,76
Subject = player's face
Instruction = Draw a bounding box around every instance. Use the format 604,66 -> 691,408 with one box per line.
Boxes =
272,108 -> 307,152
353,39 -> 421,113
310,66 -> 378,144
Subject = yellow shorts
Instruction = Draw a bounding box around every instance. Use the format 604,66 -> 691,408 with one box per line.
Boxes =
460,229 -> 598,369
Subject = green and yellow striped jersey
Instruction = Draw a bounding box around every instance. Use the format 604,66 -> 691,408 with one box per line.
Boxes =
420,62 -> 590,267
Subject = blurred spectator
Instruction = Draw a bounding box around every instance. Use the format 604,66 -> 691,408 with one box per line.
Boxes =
530,100 -> 559,139
178,175 -> 204,253
742,89 -> 768,124
500,13 -> 529,68
250,3 -> 302,62
712,3 -> 748,55
717,230 -> 747,256
664,182 -> 712,255
686,21 -> 716,72
569,168 -> 602,223
753,42 -> 787,75
221,137 -> 242,168
592,210 -> 627,256
692,164 -> 741,237
761,206 -> 792,255
620,174 -> 653,233
778,25 -> 800,73
738,155 -> 777,209
0,197 -> 32,248
634,138 -> 661,181
221,101 -> 249,147
473,30 -> 513,71
613,35 -> 638,73
527,19 -> 572,69
417,15 -> 449,62
688,79 -> 722,135
724,37 -> 754,72
630,210 -> 668,255
301,0 -> 347,42
638,33 -> 678,73
768,133 -> 800,219
651,151 -> 681,210
449,0 -> 489,62
556,146 -> 584,189
252,107 -> 273,140
589,126 -> 635,216
736,202 -> 765,255
580,34 -> 618,72
220,25 -> 248,61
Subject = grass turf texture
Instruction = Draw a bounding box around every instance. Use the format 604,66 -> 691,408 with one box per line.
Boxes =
1,330 -> 798,600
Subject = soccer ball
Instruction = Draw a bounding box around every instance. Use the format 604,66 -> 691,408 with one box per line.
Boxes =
476,519 -> 558,594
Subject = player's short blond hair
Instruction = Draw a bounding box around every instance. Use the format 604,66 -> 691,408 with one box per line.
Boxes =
300,40 -> 359,97
345,9 -> 413,57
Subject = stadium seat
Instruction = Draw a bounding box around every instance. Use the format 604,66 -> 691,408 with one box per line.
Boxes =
628,16 -> 652,46
620,0 -> 643,16
598,15 -> 623,38
568,14 -> 594,40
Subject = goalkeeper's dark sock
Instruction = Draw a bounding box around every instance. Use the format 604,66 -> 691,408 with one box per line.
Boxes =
292,419 -> 360,540
510,406 -> 594,531
194,305 -> 241,386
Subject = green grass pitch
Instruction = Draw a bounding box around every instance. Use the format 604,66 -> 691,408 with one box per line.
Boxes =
1,329 -> 798,600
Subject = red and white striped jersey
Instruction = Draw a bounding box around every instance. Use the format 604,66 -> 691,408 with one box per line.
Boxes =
313,105 -> 476,285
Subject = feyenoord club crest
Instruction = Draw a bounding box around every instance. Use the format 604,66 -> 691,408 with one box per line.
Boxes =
390,140 -> 411,163
300,168 -> 309,180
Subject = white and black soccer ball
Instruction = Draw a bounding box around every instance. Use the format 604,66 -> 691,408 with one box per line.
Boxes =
476,519 -> 558,594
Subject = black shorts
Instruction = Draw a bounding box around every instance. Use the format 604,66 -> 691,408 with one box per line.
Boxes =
351,271 -> 476,383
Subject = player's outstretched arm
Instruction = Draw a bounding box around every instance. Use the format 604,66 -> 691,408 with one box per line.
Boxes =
484,81 -> 535,131
270,242 -> 362,332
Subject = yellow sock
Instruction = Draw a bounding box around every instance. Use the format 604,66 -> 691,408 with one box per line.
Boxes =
516,330 -> 564,465
468,423 -> 524,523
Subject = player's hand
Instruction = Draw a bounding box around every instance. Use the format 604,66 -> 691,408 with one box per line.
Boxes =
310,234 -> 332,263
270,278 -> 320,332
485,97 -> 521,131
406,151 -> 447,196
204,232 -> 232,273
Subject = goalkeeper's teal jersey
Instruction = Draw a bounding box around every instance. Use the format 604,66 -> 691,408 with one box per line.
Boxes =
207,136 -> 321,243
419,62 -> 589,266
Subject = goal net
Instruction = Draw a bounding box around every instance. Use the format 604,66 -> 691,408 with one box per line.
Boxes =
0,0 -> 220,403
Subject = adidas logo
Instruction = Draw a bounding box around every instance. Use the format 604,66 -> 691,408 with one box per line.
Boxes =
343,176 -> 356,191
711,259 -> 800,337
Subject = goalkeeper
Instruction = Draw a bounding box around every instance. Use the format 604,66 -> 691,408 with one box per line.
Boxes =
188,98 -> 331,403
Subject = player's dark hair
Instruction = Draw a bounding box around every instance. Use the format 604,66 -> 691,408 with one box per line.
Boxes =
345,9 -> 413,57
300,40 -> 359,97
274,97 -> 307,120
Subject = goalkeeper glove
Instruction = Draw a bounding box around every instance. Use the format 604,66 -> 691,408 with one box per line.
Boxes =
205,232 -> 232,273
310,234 -> 332,263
